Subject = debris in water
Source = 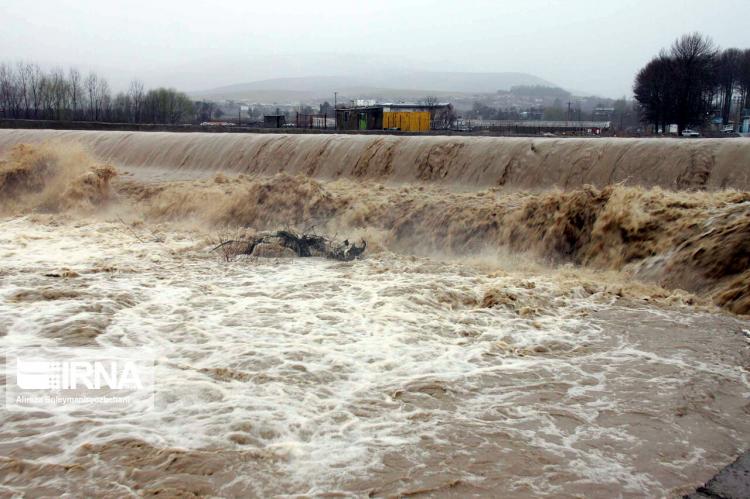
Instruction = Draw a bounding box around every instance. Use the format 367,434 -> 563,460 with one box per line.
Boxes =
212,230 -> 366,262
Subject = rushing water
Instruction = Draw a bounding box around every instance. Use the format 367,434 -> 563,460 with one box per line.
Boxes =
1,216 -> 749,497
1,133 -> 750,497
1,129 -> 749,190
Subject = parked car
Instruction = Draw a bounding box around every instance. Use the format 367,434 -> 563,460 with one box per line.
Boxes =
722,126 -> 736,134
681,129 -> 700,137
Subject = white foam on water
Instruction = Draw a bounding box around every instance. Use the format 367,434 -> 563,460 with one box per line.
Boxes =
1,216 -> 749,496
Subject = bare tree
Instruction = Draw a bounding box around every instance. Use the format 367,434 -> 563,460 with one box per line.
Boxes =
96,78 -> 111,120
68,68 -> 82,120
13,63 -> 30,117
85,72 -> 98,120
420,95 -> 439,119
739,49 -> 750,110
634,54 -> 674,132
670,32 -> 718,132
128,79 -> 145,123
0,63 -> 20,118
717,49 -> 742,125
112,92 -> 131,122
41,73 -> 54,119
49,68 -> 68,120
26,64 -> 44,119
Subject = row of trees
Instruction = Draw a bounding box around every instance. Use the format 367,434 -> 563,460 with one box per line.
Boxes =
0,62 -> 194,124
634,33 -> 750,132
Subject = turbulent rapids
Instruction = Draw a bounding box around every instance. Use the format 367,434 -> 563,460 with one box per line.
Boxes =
1,131 -> 749,497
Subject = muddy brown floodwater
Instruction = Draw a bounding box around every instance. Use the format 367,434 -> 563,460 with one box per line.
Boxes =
0,132 -> 749,497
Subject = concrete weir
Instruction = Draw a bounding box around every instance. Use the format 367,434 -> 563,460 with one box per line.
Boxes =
1,129 -> 749,190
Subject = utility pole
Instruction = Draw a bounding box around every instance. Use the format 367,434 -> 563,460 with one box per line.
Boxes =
334,91 -> 338,130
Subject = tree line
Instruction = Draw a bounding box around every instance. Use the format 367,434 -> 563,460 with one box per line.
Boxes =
0,62 -> 194,124
634,33 -> 750,133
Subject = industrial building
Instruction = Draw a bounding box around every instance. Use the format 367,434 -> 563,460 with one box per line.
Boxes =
336,106 -> 384,131
336,102 -> 451,132
263,114 -> 286,128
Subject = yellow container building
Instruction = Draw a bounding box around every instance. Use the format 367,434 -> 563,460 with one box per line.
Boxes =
382,111 -> 431,132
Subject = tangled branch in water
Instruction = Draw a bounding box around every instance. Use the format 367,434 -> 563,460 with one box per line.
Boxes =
212,230 -> 366,262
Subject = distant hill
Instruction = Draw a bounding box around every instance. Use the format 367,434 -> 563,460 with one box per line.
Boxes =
379,71 -> 554,93
193,71 -> 555,103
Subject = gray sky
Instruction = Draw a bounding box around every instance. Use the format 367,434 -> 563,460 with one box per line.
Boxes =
2,0 -> 749,97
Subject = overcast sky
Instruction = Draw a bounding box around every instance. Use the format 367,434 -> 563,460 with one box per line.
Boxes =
2,0 -> 749,97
